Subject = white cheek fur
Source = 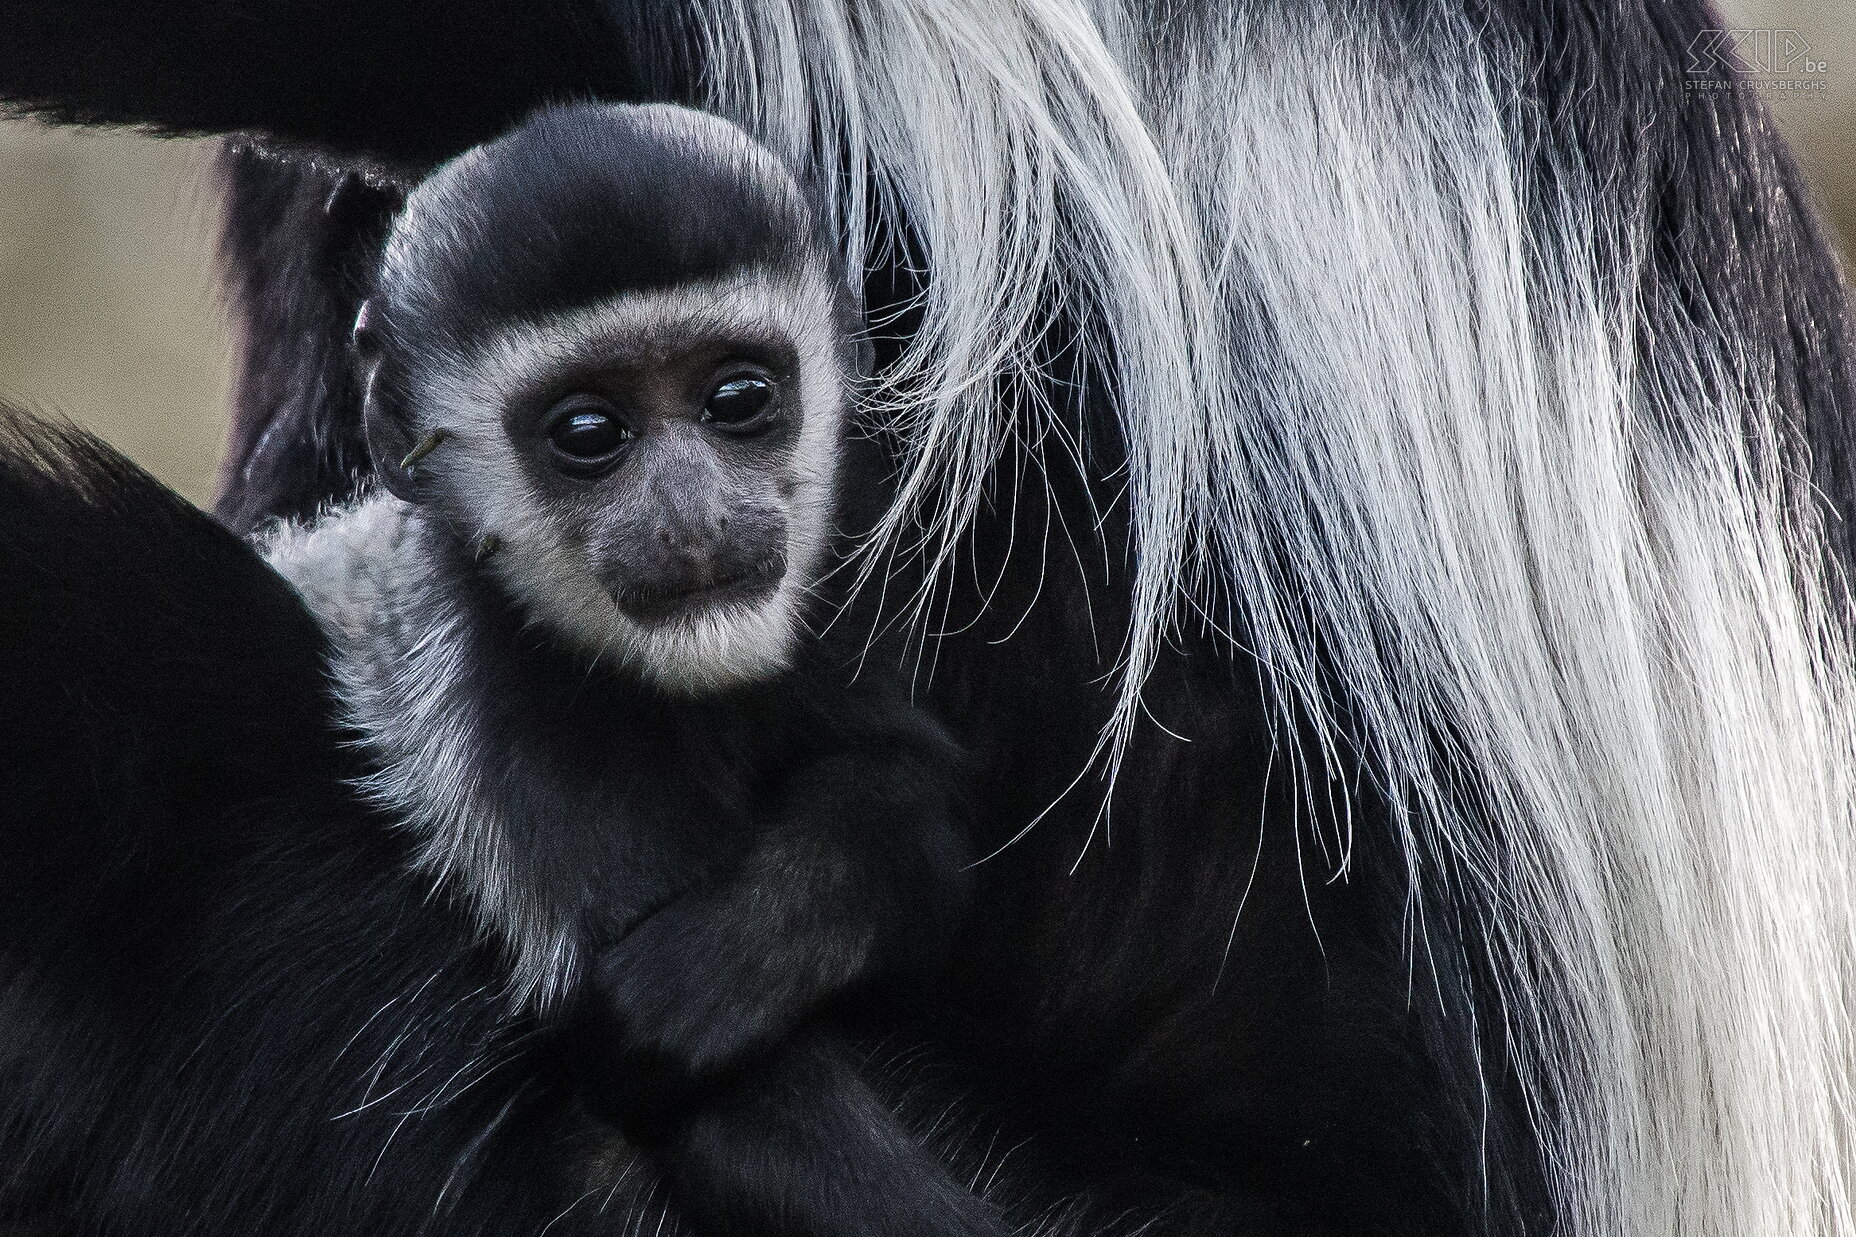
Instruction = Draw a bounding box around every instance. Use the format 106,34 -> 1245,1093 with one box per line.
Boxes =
406,268 -> 846,694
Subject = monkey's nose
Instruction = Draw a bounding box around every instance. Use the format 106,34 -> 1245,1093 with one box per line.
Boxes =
611,544 -> 786,625
662,546 -> 726,590
655,512 -> 728,553
650,534 -> 727,598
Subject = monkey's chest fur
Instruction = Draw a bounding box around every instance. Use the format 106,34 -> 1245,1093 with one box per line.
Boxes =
264,494 -> 822,1009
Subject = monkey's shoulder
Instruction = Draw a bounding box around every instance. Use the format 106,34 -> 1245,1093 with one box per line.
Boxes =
258,487 -> 418,646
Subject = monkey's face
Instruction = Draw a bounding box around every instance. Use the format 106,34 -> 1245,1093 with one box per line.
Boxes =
504,313 -> 809,631
362,101 -> 855,693
399,267 -> 848,695
519,338 -> 795,627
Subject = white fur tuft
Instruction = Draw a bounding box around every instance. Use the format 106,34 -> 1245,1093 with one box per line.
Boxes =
266,494 -> 586,1009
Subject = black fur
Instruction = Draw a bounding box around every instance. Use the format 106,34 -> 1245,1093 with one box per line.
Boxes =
0,407 -> 1015,1237
374,510 -> 998,1237
0,0 -> 657,165
1,1 -> 1852,1234
0,408 -> 642,1236
383,104 -> 822,341
213,149 -> 397,531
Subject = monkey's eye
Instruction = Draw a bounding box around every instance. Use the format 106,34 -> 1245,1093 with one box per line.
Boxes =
702,374 -> 778,432
544,396 -> 632,474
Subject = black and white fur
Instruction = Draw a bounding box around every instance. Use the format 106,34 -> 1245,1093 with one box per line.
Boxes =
2,3 -> 1854,1235
265,102 -> 1002,1237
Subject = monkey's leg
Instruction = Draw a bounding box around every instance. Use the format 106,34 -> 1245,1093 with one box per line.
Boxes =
645,1030 -> 1007,1237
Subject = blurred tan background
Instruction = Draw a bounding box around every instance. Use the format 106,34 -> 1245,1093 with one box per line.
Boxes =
0,0 -> 1851,507
0,126 -> 229,503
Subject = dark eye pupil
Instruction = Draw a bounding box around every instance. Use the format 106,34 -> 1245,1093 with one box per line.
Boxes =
550,409 -> 625,459
705,377 -> 774,425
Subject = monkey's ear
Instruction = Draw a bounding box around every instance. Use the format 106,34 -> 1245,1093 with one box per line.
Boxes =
353,300 -> 426,505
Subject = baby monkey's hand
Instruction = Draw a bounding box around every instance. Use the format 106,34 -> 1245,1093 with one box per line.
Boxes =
573,843 -> 882,1135
572,746 -> 969,1139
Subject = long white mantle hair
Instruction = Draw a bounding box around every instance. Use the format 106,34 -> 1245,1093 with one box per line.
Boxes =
686,1 -> 1856,1234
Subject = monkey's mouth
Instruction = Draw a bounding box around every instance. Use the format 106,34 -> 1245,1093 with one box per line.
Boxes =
611,557 -> 786,626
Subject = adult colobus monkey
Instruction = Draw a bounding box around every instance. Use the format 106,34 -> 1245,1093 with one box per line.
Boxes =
0,2 -> 1852,1236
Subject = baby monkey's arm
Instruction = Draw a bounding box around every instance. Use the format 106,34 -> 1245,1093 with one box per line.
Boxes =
576,713 -> 972,1135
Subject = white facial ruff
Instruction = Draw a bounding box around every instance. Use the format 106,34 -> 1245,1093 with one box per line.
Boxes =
399,266 -> 846,696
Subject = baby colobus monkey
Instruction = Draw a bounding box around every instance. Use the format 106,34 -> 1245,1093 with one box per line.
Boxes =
268,103 -> 999,1237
